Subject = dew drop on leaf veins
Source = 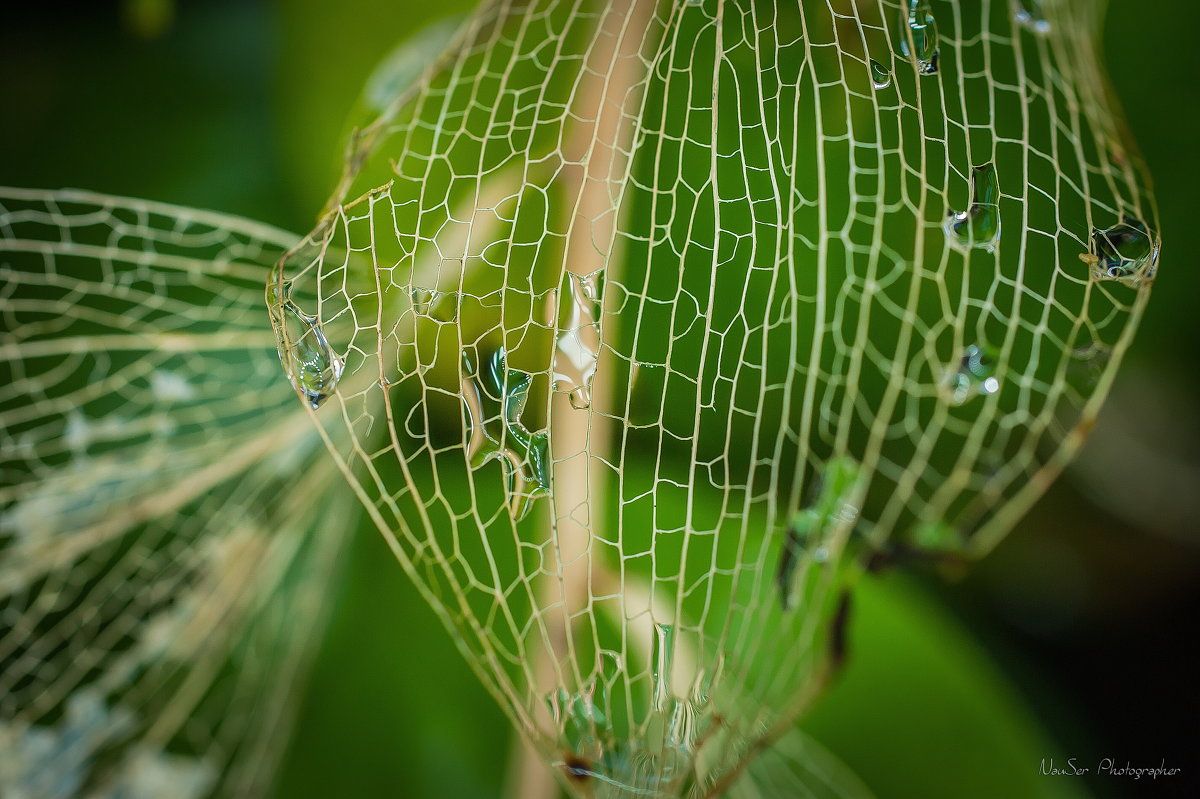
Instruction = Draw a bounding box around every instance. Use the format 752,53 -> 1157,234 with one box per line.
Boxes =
869,59 -> 892,89
410,286 -> 458,321
1080,217 -> 1160,287
944,163 -> 1001,252
410,286 -> 436,315
461,347 -> 551,520
553,270 -> 602,410
898,0 -> 939,75
268,281 -> 344,410
547,684 -> 609,752
942,344 -> 1001,406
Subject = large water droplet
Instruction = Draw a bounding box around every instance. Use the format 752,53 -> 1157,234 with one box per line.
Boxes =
1081,217 -> 1159,287
268,282 -> 343,409
651,623 -> 676,713
942,344 -> 1000,405
553,270 -> 602,410
461,347 -> 551,520
1016,1 -> 1051,34
776,457 -> 861,610
869,58 -> 892,89
898,0 -> 939,75
945,164 -> 1001,252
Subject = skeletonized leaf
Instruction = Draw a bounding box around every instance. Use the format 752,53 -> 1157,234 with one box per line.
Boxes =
0,188 -> 348,798
270,1 -> 1157,796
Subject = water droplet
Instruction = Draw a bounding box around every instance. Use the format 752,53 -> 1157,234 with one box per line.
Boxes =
267,283 -> 343,409
776,457 -> 861,610
547,685 -> 609,751
553,270 -> 602,409
945,164 -> 1001,252
461,347 -> 551,519
869,58 -> 892,89
898,0 -> 939,75
1016,1 -> 1051,34
409,287 -> 435,313
410,286 -> 458,321
1080,217 -> 1159,287
567,387 -> 589,411
651,623 -> 675,713
942,344 -> 1001,405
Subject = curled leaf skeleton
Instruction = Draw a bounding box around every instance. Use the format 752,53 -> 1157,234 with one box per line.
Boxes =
1,0 -> 1158,797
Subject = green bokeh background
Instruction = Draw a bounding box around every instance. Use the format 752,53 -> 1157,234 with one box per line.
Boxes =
1,1 -> 1196,797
